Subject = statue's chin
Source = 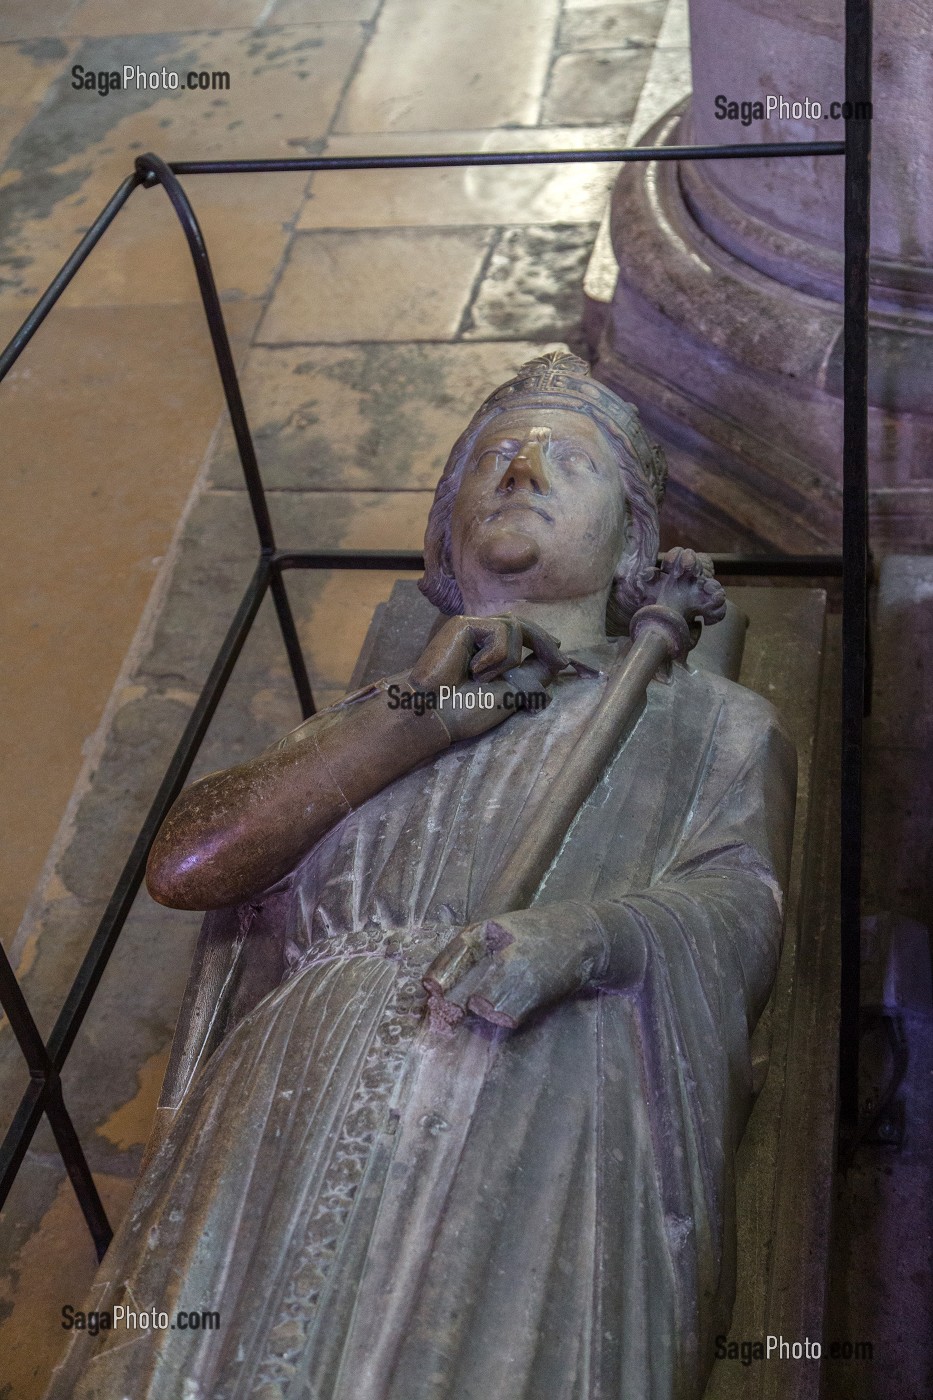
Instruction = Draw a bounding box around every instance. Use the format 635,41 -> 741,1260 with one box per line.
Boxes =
476,526 -> 541,576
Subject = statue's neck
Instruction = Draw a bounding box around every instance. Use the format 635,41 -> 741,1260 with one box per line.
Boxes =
460,590 -> 611,653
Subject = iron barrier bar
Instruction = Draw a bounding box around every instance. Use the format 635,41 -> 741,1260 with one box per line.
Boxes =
134,154 -> 314,721
0,173 -> 141,384
0,1073 -> 111,1261
132,154 -> 273,555
169,142 -> 845,177
273,549 -> 845,577
44,1080 -> 113,1261
269,563 -> 315,718
276,549 -> 426,571
0,944 -> 112,1257
839,0 -> 873,1153
0,942 -> 59,1079
707,555 -> 845,577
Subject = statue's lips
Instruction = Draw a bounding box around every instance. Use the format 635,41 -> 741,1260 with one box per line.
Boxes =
483,502 -> 555,526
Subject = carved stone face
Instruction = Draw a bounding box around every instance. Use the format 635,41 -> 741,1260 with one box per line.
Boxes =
449,406 -> 627,608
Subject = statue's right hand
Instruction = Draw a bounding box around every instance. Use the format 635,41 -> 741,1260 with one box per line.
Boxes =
410,615 -> 566,691
407,615 -> 568,741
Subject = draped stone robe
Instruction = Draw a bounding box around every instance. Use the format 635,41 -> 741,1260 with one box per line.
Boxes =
47,644 -> 796,1400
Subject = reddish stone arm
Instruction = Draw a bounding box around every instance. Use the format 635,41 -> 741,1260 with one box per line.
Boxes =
145,678 -> 453,911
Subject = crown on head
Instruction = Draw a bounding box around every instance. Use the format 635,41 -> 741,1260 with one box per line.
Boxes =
468,351 -> 668,507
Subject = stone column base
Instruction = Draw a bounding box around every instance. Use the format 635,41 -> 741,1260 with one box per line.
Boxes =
589,107 -> 933,555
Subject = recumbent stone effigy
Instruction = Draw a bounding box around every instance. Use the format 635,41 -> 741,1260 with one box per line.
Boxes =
47,352 -> 797,1400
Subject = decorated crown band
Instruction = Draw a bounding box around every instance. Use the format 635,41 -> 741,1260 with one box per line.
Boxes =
468,351 -> 668,507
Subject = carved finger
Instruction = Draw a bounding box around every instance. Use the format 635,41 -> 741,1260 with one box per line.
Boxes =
422,921 -> 501,1000
469,619 -> 522,681
465,952 -> 538,1030
409,622 -> 471,690
467,996 -> 518,1030
423,919 -> 515,1002
423,932 -> 480,1000
516,622 -> 568,681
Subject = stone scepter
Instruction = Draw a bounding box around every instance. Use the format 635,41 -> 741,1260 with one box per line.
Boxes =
424,546 -> 727,1028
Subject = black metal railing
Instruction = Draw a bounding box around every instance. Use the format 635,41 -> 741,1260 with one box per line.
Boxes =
0,2 -> 871,1259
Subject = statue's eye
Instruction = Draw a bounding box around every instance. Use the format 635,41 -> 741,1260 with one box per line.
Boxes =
475,442 -> 519,471
558,448 -> 595,472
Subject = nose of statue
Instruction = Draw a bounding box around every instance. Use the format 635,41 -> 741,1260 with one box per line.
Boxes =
496,440 -> 550,497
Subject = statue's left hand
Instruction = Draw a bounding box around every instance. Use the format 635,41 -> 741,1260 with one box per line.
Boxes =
423,907 -> 610,1031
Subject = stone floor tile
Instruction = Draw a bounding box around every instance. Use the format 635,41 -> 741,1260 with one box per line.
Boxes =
542,47 -> 654,126
55,696 -> 219,910
298,126 -> 628,230
59,899 -> 203,1138
14,25 -> 362,161
267,0 -> 380,21
299,566 -> 424,700
62,170 -> 308,307
0,1169 -> 137,1400
286,493 -> 432,693
655,0 -> 689,49
336,0 -> 560,133
127,486 -> 432,699
0,78 -> 65,166
64,0 -> 270,35
319,487 -> 431,549
0,299 -> 259,946
257,228 -> 492,343
462,223 -> 598,342
1,891 -> 110,1065
0,2 -> 77,42
628,44 -> 690,141
64,0 -> 268,35
0,25 -> 363,306
582,206 -> 617,305
563,0 -> 659,7
247,493 -> 430,699
209,341 -> 568,491
0,42 -> 64,103
127,487 -> 429,681
558,2 -> 666,51
0,40 -> 76,164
